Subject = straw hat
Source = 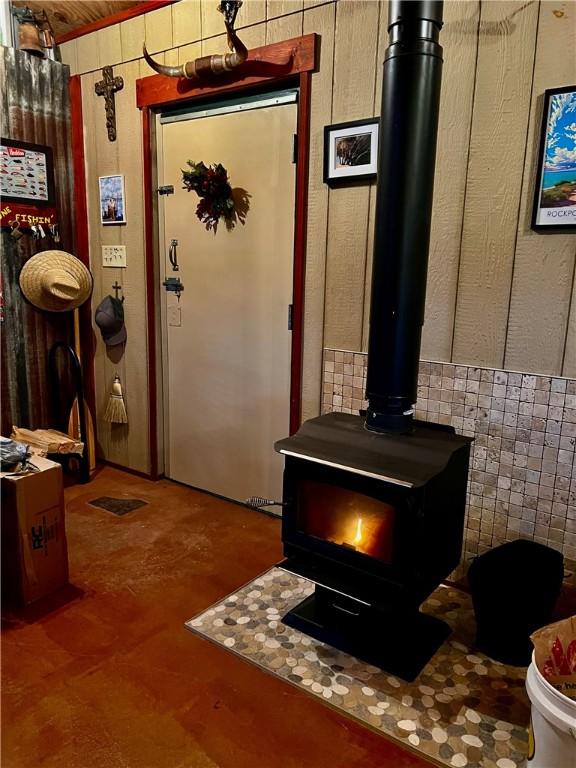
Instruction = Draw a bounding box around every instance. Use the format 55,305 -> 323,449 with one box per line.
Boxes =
19,250 -> 93,312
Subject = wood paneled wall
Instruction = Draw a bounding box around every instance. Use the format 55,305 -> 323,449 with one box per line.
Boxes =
80,61 -> 149,472
61,0 -> 576,473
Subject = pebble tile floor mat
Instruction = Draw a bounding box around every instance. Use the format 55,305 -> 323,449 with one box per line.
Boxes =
186,568 -> 530,768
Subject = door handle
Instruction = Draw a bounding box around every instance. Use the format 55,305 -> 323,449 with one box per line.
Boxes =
168,239 -> 179,271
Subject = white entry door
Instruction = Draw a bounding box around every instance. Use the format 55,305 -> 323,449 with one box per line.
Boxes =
158,96 -> 297,503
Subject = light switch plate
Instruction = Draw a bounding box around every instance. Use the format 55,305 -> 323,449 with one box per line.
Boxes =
102,245 -> 127,268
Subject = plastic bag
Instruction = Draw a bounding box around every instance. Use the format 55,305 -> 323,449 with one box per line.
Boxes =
531,616 -> 576,700
0,437 -> 32,472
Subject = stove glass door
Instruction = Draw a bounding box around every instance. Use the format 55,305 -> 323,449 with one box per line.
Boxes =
296,480 -> 396,563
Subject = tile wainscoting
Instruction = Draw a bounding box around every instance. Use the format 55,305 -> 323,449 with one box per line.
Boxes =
321,349 -> 576,574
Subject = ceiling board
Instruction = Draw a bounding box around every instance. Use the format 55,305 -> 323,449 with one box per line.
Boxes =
12,1 -> 143,39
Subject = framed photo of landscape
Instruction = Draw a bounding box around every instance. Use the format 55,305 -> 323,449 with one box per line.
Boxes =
324,119 -> 379,186
531,85 -> 576,233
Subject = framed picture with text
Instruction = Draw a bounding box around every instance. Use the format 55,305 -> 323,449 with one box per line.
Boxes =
0,138 -> 55,206
531,85 -> 576,233
324,119 -> 379,186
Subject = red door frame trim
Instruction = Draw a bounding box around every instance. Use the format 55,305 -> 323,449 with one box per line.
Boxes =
142,105 -> 159,478
69,75 -> 97,435
139,34 -> 317,478
291,69 -> 311,435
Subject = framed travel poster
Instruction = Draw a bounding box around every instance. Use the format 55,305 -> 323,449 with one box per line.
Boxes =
531,86 -> 576,233
324,119 -> 379,186
99,174 -> 126,225
0,138 -> 55,206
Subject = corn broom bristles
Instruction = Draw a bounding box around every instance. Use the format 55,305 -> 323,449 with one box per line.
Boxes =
104,375 -> 128,424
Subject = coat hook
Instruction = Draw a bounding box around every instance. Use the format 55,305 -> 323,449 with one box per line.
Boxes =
112,281 -> 124,302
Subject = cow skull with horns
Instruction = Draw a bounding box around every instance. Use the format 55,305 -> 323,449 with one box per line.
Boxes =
143,0 -> 247,79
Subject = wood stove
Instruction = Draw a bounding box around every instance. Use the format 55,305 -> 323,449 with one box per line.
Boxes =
273,0 -> 473,681
275,414 -> 472,680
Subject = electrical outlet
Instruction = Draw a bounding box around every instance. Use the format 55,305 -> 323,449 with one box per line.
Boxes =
102,245 -> 127,267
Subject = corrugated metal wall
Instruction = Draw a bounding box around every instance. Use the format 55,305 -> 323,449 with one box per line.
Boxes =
0,47 -> 75,436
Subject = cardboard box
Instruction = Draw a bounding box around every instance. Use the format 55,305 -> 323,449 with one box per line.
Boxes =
1,456 -> 69,606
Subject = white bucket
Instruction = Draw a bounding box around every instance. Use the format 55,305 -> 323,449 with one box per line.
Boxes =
526,651 -> 576,768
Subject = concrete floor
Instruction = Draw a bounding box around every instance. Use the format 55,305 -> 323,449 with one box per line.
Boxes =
2,466 -> 433,768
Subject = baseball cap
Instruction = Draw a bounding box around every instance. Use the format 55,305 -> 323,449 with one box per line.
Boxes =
95,295 -> 127,346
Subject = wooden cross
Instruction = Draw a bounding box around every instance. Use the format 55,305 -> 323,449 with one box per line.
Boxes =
94,66 -> 124,142
112,281 -> 123,301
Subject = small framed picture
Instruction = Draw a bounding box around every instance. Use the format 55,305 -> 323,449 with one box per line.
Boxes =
531,85 -> 576,233
99,174 -> 126,225
324,119 -> 379,186
0,138 -> 55,206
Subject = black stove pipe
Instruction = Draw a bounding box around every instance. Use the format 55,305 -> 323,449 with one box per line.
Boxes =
365,0 -> 444,434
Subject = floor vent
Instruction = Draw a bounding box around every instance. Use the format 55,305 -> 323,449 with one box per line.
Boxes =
89,497 -> 148,516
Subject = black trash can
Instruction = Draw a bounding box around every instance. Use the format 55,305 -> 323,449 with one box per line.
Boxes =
468,539 -> 564,666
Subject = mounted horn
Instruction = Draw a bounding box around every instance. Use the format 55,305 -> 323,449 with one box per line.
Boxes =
142,47 -> 188,79
143,0 -> 247,80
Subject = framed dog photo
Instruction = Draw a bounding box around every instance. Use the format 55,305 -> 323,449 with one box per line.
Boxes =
99,174 -> 126,225
531,85 -> 576,233
324,119 -> 379,186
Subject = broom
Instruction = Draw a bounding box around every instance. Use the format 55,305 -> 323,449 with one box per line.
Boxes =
104,375 -> 128,424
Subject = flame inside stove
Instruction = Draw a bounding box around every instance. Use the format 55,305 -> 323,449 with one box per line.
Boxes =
352,516 -> 363,547
297,480 -> 396,563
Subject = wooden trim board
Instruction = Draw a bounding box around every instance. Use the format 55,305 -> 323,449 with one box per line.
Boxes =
98,459 -> 162,481
142,106 -> 159,478
69,74 -> 97,444
136,33 -> 317,108
290,69 -> 311,434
